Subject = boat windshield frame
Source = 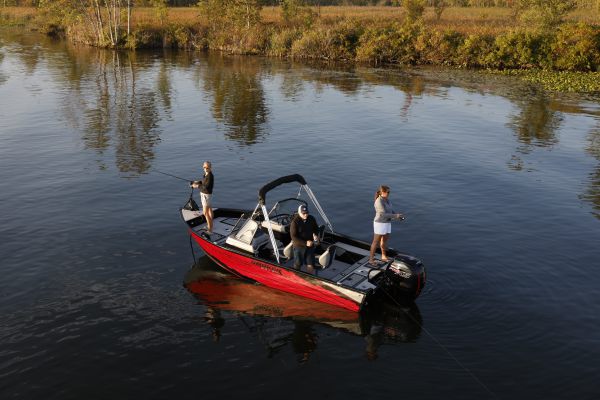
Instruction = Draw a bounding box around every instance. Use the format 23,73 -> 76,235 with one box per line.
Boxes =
251,175 -> 334,264
268,198 -> 308,217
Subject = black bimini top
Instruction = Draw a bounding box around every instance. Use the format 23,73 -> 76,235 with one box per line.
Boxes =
258,174 -> 307,205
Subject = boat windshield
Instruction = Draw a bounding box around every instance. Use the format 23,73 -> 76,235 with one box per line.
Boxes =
269,198 -> 308,217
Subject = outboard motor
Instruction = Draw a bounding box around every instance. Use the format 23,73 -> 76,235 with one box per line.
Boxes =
372,256 -> 426,302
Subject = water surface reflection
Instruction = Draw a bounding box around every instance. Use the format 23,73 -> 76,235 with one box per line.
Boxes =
184,257 -> 422,362
583,123 -> 600,218
199,55 -> 269,146
3,30 -> 600,399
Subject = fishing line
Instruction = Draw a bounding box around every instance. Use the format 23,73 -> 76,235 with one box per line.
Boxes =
189,235 -> 197,265
377,285 -> 497,399
406,197 -> 448,220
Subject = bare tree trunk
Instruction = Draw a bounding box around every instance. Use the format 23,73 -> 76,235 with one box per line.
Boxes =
127,0 -> 131,36
93,0 -> 105,45
113,0 -> 119,46
103,0 -> 114,46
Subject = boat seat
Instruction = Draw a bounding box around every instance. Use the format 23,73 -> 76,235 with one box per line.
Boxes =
282,241 -> 294,259
261,219 -> 288,234
318,245 -> 337,269
225,219 -> 269,254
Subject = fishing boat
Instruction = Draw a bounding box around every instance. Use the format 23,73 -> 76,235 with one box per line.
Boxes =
180,174 -> 426,312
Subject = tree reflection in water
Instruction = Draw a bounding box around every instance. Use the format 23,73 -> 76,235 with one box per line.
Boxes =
28,36 -> 600,220
284,65 -> 436,120
0,48 -> 6,86
200,54 -> 269,146
184,257 -> 422,363
583,123 -> 600,219
505,87 -> 600,220
54,47 -> 172,176
508,89 -> 561,155
357,70 -> 431,120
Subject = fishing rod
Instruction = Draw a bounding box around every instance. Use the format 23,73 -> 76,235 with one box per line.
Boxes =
151,168 -> 194,183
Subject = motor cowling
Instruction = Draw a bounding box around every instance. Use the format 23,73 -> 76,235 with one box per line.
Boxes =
378,257 -> 426,301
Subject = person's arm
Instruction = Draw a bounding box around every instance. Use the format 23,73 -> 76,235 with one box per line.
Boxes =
389,201 -> 404,220
375,198 -> 398,221
311,217 -> 319,241
290,218 -> 300,246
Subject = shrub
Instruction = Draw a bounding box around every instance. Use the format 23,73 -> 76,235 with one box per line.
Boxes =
125,25 -> 164,49
291,20 -> 363,60
515,0 -> 577,31
456,33 -> 496,68
281,0 -> 316,29
491,30 -> 552,69
355,21 -> 423,65
550,23 -> 600,71
268,28 -> 302,57
165,24 -> 193,49
403,0 -> 425,22
415,29 -> 464,66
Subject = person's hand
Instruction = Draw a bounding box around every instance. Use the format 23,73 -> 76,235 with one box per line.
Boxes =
307,240 -> 313,247
396,213 -> 405,220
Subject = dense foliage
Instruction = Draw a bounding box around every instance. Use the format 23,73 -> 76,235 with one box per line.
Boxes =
3,2 -> 600,74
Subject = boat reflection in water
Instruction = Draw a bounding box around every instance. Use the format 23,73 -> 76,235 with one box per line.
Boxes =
184,256 -> 422,361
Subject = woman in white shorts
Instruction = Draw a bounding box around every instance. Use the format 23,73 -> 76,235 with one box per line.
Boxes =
369,185 -> 404,264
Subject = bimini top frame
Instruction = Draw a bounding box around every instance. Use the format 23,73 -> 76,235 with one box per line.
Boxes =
254,174 -> 334,264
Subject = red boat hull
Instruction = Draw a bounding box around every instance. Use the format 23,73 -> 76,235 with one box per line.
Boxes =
190,229 -> 364,312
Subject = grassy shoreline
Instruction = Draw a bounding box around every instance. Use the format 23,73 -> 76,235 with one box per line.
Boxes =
2,6 -> 600,92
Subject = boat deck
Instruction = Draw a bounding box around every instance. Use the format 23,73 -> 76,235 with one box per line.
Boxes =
183,209 -> 391,294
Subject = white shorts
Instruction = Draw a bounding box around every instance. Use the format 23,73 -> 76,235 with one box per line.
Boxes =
374,222 -> 391,235
200,192 -> 212,208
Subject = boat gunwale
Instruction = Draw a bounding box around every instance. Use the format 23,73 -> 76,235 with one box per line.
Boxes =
181,207 -> 385,293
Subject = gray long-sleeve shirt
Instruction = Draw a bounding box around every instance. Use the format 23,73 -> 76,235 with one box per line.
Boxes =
374,196 -> 396,223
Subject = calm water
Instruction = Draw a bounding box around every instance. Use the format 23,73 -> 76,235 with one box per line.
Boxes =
1,30 -> 599,400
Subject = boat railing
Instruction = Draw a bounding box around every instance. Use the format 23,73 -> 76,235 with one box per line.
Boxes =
229,212 -> 250,235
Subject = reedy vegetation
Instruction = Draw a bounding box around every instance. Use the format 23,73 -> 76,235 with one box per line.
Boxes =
3,1 -> 600,73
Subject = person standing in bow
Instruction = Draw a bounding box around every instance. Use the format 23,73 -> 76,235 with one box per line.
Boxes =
191,161 -> 214,233
369,185 -> 403,264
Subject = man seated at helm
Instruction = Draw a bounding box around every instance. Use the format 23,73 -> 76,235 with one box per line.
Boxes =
290,204 -> 319,273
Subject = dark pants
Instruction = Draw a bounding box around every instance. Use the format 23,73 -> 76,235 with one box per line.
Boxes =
293,245 -> 316,269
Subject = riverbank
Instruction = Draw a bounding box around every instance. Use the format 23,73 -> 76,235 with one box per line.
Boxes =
2,6 -> 600,92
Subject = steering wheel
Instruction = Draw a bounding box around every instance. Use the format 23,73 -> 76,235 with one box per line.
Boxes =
269,214 -> 289,225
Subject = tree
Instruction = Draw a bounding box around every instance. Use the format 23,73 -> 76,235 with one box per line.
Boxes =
403,0 -> 425,22
38,0 -> 128,47
280,0 -> 316,27
514,0 -> 577,30
433,0 -> 447,20
150,0 -> 168,27
198,0 -> 261,30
